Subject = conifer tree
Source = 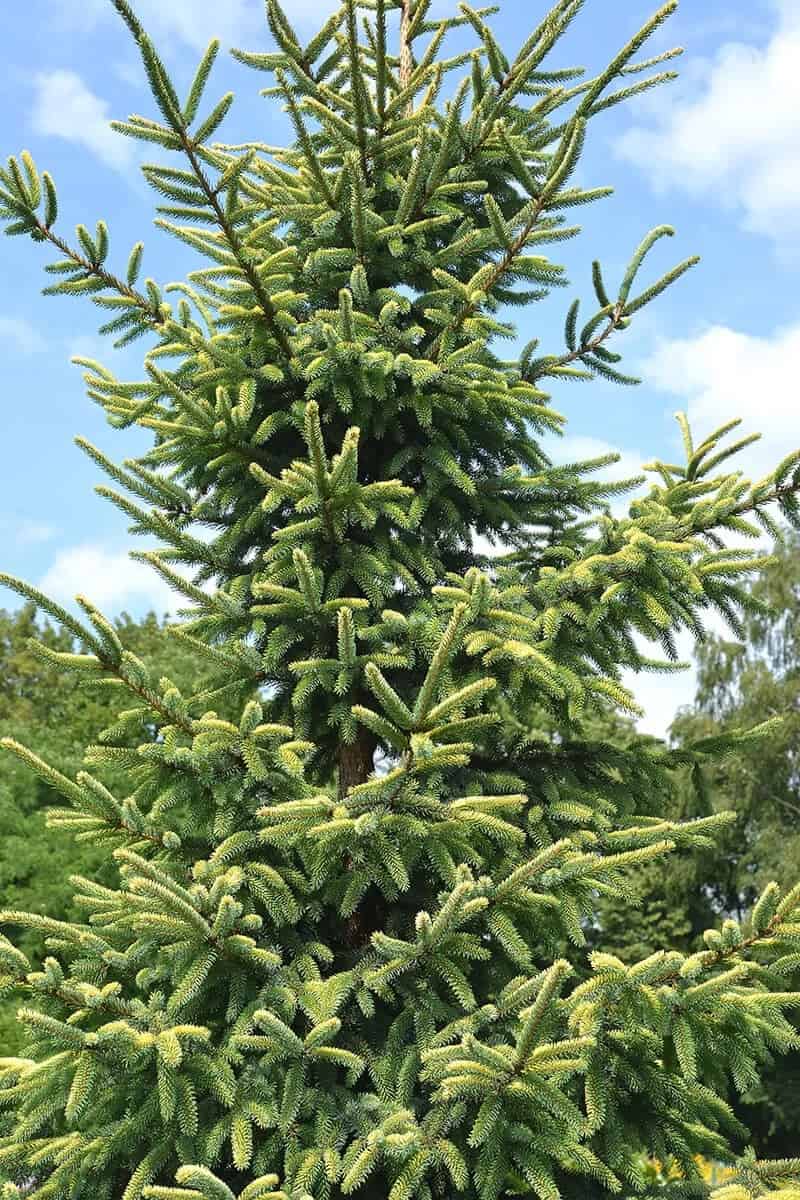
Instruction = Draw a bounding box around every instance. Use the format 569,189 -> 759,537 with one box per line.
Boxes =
2,3 -> 800,1199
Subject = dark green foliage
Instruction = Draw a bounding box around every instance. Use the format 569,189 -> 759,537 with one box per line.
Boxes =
0,4 -> 799,1200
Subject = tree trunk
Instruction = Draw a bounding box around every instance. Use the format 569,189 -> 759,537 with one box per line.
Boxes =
338,726 -> 378,799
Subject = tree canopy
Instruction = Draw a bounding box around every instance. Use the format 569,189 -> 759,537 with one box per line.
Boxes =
1,3 -> 800,1200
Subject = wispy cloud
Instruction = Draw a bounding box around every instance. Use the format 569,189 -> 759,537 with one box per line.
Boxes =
123,0 -> 264,52
0,517 -> 56,546
615,2 -> 800,249
31,69 -> 134,171
39,544 -> 176,616
49,0 -> 367,54
51,0 -> 269,52
0,316 -> 46,355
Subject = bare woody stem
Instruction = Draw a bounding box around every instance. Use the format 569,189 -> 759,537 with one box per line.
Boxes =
532,304 -> 625,379
36,220 -> 165,326
430,201 -> 548,360
399,0 -> 414,111
177,135 -> 294,361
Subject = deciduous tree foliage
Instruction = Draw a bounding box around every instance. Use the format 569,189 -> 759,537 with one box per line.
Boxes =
599,535 -> 800,966
598,534 -> 800,1157
1,3 -> 800,1200
0,606 -> 215,1051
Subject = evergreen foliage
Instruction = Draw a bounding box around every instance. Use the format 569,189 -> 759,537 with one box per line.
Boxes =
597,533 -> 800,1156
1,2 -> 800,1199
0,606 -> 215,1051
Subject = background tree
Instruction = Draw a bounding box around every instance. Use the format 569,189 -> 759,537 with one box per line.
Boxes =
591,532 -> 800,1155
672,532 -> 800,911
1,4 -> 800,1200
0,605 -> 215,1050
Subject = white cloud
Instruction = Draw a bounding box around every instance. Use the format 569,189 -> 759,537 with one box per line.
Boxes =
50,0 -> 333,52
0,316 -> 46,355
641,321 -> 800,482
549,434 -> 647,517
17,520 -> 56,545
623,316 -> 800,735
124,0 -> 263,52
40,545 -> 176,616
51,0 -> 454,54
615,3 -> 800,246
31,70 -> 133,171
0,517 -> 56,546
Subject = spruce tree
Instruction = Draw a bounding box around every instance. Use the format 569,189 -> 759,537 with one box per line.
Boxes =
2,3 -> 800,1199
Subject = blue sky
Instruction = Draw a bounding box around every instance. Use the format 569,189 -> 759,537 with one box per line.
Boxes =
0,0 -> 798,736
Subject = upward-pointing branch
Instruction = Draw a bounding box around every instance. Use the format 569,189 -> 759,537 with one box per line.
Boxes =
177,132 -> 294,360
109,0 -> 294,362
399,0 -> 414,112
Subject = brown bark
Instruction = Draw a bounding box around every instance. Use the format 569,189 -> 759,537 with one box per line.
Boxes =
338,726 -> 378,799
399,0 -> 414,113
